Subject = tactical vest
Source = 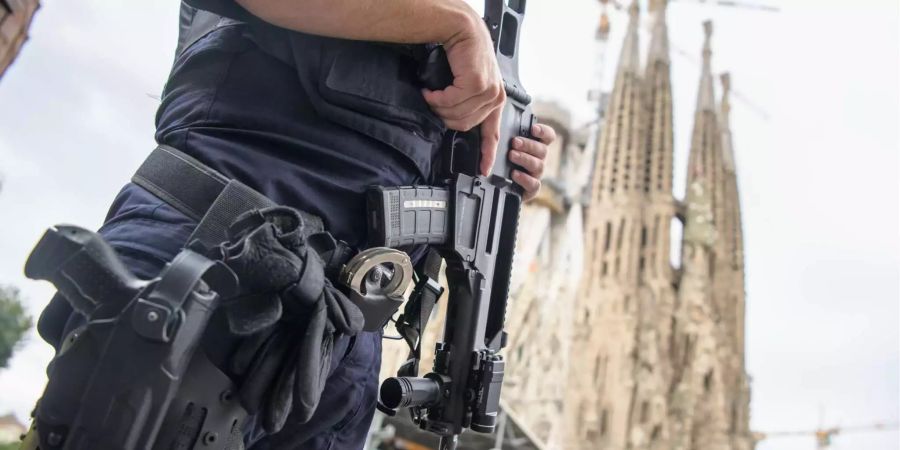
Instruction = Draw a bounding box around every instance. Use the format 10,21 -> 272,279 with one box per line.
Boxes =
176,2 -> 445,181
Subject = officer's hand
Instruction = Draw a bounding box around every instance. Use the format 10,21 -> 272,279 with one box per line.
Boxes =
422,11 -> 505,176
510,123 -> 556,202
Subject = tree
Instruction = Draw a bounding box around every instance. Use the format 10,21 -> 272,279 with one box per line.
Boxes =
0,285 -> 31,369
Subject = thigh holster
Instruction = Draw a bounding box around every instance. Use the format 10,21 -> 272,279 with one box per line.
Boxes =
23,225 -> 245,450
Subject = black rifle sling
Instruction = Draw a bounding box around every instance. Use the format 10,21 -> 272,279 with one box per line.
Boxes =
396,248 -> 444,378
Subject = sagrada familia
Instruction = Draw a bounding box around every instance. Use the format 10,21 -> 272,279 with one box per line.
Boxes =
382,1 -> 752,449
555,2 -> 752,449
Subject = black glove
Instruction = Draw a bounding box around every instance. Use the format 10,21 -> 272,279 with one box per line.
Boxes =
218,207 -> 364,433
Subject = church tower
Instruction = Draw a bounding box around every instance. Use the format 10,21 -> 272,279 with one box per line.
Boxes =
567,2 -> 647,448
625,1 -> 678,448
642,1 -> 677,295
717,71 -> 754,450
668,22 -> 731,450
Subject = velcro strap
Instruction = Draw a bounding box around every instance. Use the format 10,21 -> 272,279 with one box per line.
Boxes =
133,145 -> 226,222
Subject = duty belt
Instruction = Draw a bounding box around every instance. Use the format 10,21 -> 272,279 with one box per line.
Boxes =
132,145 -> 416,333
132,145 -> 325,250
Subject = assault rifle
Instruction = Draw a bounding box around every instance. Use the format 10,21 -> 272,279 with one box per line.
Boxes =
367,1 -> 535,448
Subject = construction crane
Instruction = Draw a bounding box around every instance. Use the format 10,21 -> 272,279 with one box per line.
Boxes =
596,0 -> 777,120
607,0 -> 780,13
588,0 -> 778,117
588,0 -> 613,120
756,422 -> 900,450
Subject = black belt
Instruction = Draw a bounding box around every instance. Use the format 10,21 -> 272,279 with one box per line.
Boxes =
132,145 -> 324,250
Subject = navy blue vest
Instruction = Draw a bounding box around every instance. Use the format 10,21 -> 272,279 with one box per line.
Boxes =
157,2 -> 445,248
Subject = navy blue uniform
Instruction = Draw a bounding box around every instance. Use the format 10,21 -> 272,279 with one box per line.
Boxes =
37,2 -> 445,449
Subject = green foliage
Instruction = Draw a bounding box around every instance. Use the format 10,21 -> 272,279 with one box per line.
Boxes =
0,442 -> 20,450
0,285 -> 32,369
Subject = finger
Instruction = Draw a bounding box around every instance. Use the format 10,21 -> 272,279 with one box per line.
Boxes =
511,136 -> 548,160
422,72 -> 499,110
422,85 -> 480,110
531,123 -> 558,145
480,107 -> 503,176
431,92 -> 495,122
509,150 -> 545,179
438,100 -> 497,131
512,170 -> 542,201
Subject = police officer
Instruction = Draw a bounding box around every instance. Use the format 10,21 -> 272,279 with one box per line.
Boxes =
37,0 -> 557,448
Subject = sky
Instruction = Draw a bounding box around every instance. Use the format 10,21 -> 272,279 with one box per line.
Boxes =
0,1 -> 897,450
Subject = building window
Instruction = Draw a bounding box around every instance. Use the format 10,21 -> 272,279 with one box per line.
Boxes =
600,409 -> 609,436
653,216 -> 661,246
616,219 -> 626,250
604,222 -> 612,252
640,401 -> 649,424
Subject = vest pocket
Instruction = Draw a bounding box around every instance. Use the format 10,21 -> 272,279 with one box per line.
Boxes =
315,43 -> 445,178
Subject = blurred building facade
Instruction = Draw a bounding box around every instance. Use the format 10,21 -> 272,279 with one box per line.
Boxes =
0,0 -> 39,79
378,1 -> 751,449
0,414 -> 25,444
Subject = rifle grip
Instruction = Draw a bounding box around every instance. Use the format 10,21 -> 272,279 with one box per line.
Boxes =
419,45 -> 454,91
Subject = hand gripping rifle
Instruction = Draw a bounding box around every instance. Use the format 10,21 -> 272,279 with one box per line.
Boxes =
367,1 -> 535,448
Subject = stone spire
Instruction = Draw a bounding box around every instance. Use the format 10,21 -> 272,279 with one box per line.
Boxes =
684,21 -> 725,235
717,72 -> 744,272
617,1 -> 642,73
697,21 -> 716,115
569,2 -> 652,447
637,3 -> 677,430
717,71 -> 747,374
591,0 -> 644,204
719,73 -> 736,173
647,0 -> 670,66
643,0 -> 673,196
640,0 -> 676,285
